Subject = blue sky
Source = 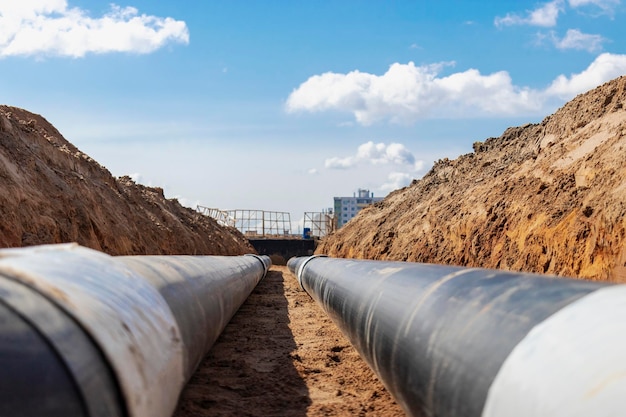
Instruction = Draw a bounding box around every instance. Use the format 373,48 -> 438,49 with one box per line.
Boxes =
1,1 -> 626,232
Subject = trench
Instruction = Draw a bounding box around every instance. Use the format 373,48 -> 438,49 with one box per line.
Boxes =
173,266 -> 403,417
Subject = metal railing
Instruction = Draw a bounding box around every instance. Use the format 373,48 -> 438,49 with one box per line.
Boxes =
303,211 -> 335,238
197,205 -> 292,237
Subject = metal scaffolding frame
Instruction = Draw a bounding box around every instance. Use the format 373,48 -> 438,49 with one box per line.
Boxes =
197,206 -> 292,237
303,211 -> 335,238
196,206 -> 235,228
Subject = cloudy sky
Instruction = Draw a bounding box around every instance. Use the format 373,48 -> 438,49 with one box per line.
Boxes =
2,1 -> 626,231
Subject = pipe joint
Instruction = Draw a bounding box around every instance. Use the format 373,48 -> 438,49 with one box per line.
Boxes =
245,254 -> 271,278
296,255 -> 327,293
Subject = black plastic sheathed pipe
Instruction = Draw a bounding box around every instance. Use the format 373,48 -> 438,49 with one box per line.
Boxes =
289,255 -> 626,417
0,244 -> 270,417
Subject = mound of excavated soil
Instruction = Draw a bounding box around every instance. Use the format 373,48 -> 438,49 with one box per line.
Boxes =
0,105 -> 400,416
0,105 -> 252,255
318,76 -> 626,283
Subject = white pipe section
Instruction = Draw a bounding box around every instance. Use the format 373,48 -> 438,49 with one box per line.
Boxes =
0,244 -> 183,417
482,285 -> 626,417
0,244 -> 269,417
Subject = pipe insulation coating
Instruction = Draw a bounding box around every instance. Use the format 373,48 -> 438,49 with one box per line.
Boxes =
289,255 -> 626,417
0,244 -> 270,417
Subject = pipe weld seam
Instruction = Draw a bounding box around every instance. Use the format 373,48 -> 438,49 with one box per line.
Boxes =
245,254 -> 270,278
296,255 -> 327,294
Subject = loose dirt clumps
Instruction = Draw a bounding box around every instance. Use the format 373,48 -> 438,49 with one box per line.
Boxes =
174,266 -> 404,417
318,76 -> 626,283
0,105 -> 252,255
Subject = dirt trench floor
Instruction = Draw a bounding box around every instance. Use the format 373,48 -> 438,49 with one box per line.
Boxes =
173,265 -> 405,417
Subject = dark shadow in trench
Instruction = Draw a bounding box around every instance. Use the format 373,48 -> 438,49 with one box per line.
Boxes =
174,269 -> 310,417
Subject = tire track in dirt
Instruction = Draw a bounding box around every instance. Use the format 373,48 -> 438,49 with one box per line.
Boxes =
174,265 -> 404,416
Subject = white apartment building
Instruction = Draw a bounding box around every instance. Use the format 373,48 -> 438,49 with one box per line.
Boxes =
333,189 -> 383,228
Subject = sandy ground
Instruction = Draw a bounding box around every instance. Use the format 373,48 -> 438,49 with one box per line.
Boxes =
173,265 -> 405,417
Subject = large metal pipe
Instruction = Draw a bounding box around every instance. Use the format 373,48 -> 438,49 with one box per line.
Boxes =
289,255 -> 626,417
0,244 -> 269,417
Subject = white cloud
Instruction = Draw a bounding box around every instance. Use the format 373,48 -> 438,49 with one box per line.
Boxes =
323,142 -> 426,193
413,160 -> 425,172
495,0 -> 618,29
128,172 -> 143,183
545,52 -> 626,98
570,0 -> 606,5
325,141 -> 418,170
0,1 -> 189,58
381,172 -> 413,192
325,156 -> 356,169
357,142 -> 416,165
286,54 -> 626,125
495,0 -> 564,28
569,0 -> 620,14
529,0 -> 565,26
307,168 -> 319,175
551,29 -> 605,52
287,61 -> 543,124
176,196 -> 199,209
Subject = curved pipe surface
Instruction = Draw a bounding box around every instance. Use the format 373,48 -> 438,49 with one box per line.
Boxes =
290,256 -> 626,417
0,244 -> 269,417
119,253 -> 270,378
